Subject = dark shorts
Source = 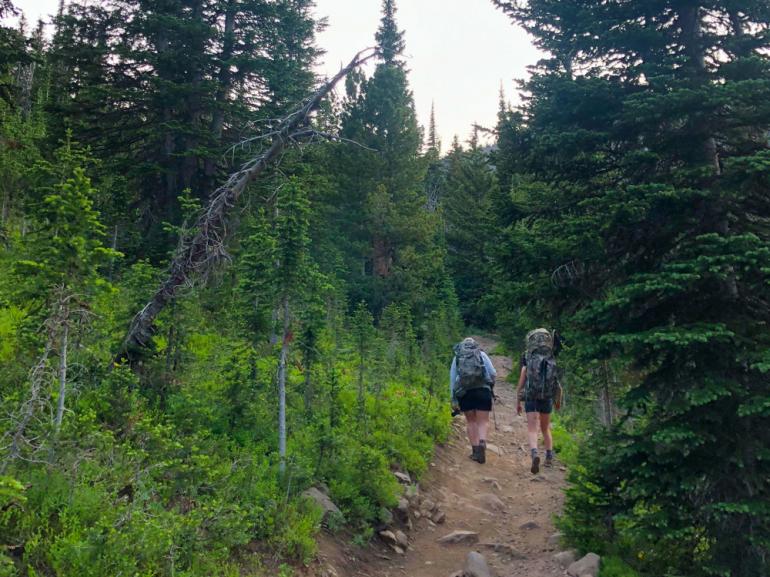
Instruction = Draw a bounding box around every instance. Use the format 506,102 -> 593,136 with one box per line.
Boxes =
525,399 -> 553,414
459,387 -> 492,412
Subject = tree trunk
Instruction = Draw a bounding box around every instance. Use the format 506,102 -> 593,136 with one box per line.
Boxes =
54,317 -> 69,434
278,296 -> 290,474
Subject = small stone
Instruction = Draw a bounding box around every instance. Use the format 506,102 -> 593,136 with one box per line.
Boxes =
413,510 -> 422,519
567,553 -> 601,577
478,493 -> 506,512
519,521 -> 540,530
394,471 -> 411,484
547,532 -> 563,548
421,498 -> 436,512
395,497 -> 410,523
302,487 -> 342,522
554,550 -> 577,569
394,530 -> 409,548
437,530 -> 479,545
501,425 -> 514,433
391,544 -> 405,555
379,507 -> 394,525
464,551 -> 493,577
431,510 -> 446,524
485,443 -> 503,456
479,542 -> 525,559
379,530 -> 397,546
405,484 -> 420,504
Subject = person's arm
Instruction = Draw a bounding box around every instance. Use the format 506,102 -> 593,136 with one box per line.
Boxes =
449,357 -> 458,407
516,365 -> 527,415
481,352 -> 497,384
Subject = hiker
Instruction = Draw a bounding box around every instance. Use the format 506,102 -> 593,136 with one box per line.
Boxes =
450,337 -> 497,464
516,328 -> 562,474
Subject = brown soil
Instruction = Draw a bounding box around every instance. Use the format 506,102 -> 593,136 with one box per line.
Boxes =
310,335 -> 567,577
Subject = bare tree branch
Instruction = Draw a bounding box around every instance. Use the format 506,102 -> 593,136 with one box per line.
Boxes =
118,48 -> 376,360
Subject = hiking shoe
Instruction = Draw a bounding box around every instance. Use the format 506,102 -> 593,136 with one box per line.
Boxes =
531,455 -> 541,474
470,446 -> 480,462
545,455 -> 554,468
477,442 -> 486,464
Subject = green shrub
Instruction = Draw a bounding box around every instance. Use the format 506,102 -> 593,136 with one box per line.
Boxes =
599,555 -> 641,577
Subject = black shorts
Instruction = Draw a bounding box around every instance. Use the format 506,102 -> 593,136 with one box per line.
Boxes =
525,399 -> 553,414
459,387 -> 492,412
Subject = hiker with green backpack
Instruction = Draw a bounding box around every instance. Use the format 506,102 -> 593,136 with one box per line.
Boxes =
450,337 -> 497,464
516,328 -> 563,474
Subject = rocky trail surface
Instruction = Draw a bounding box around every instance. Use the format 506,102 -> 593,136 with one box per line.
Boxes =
310,336 -> 574,577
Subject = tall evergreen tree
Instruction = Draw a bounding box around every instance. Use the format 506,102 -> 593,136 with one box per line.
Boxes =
374,0 -> 405,66
333,0 -> 451,322
46,0 -> 321,258
493,1 -> 770,574
442,134 -> 498,327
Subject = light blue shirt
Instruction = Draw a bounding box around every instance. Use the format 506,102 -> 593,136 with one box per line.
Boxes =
449,351 -> 497,403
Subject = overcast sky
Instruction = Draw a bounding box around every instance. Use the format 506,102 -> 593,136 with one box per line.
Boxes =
10,0 -> 541,149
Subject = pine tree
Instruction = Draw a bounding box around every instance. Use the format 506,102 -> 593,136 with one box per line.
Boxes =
46,0 -> 321,258
493,1 -> 770,574
333,0 -> 449,322
423,102 -> 444,211
12,137 -> 118,439
442,135 -> 498,327
374,0 -> 405,66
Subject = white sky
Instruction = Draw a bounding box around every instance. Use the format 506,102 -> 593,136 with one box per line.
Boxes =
10,0 -> 541,149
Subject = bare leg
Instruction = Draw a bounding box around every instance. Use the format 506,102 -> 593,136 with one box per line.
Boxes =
526,411 -> 539,451
540,412 -> 553,451
465,410 -> 480,446
477,410 -> 490,444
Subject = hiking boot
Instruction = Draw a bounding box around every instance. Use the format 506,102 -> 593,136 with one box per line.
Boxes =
545,454 -> 554,468
531,455 -> 541,474
470,446 -> 480,462
477,441 -> 486,464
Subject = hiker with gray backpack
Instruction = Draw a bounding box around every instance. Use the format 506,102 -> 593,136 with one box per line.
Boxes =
450,337 -> 497,464
516,328 -> 563,474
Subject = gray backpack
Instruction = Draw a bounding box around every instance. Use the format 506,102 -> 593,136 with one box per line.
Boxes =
454,340 -> 488,398
524,328 -> 559,401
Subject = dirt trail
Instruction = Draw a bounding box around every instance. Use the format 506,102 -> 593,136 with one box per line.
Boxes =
313,335 -> 566,577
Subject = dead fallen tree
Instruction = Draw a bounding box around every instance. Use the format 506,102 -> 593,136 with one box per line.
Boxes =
118,48 -> 375,359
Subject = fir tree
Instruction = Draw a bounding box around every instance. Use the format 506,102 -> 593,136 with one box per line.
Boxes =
493,1 -> 770,574
374,0 -> 405,66
442,135 -> 498,327
334,0 -> 449,321
47,0 -> 321,258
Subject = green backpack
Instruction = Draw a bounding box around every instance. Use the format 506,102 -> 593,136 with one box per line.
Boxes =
524,328 -> 560,401
454,339 -> 488,398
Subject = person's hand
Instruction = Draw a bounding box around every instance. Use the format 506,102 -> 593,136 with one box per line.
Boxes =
555,399 -> 562,411
451,402 -> 460,416
516,402 -> 523,416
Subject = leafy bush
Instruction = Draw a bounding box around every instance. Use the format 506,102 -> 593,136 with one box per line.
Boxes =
599,556 -> 641,577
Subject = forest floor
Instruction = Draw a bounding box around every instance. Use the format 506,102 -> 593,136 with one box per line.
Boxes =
309,336 -> 568,577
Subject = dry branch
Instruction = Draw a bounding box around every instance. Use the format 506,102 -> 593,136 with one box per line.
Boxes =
118,48 -> 376,359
